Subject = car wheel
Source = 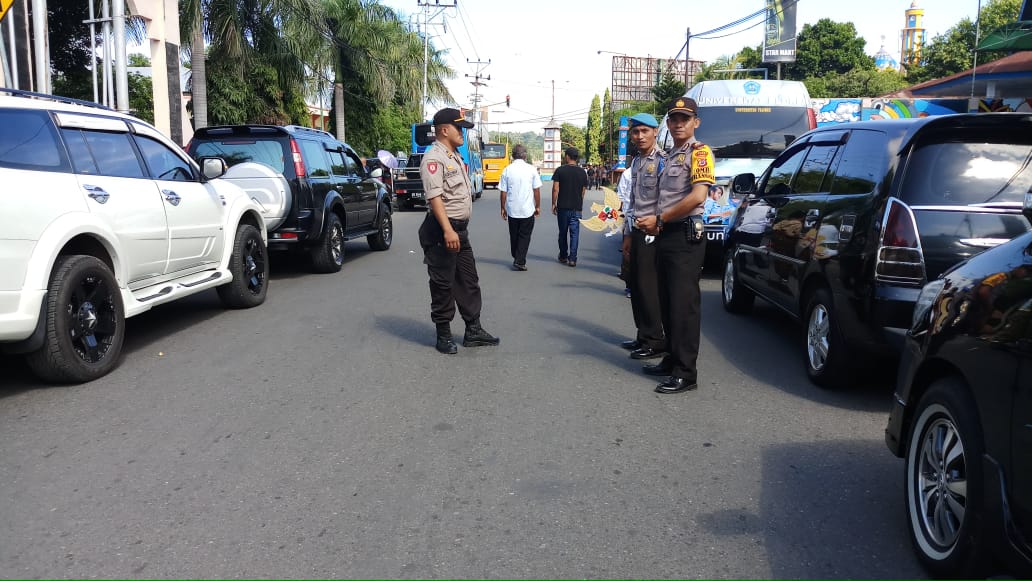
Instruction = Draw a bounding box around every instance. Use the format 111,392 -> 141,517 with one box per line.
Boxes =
905,377 -> 987,578
217,223 -> 268,309
367,204 -> 392,251
311,213 -> 344,273
803,286 -> 850,387
721,250 -> 754,314
25,255 -> 125,383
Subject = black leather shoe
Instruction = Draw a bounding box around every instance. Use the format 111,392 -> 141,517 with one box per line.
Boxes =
642,362 -> 671,376
463,320 -> 500,347
655,376 -> 698,394
629,346 -> 665,360
620,339 -> 642,350
435,336 -> 458,354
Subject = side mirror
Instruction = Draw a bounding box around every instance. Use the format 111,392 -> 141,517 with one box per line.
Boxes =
370,168 -> 383,179
1024,190 -> 1032,224
200,157 -> 227,180
731,173 -> 756,196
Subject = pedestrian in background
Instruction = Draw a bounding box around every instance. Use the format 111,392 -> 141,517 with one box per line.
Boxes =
499,144 -> 542,271
636,98 -> 714,393
418,107 -> 500,354
550,147 -> 588,267
622,113 -> 666,362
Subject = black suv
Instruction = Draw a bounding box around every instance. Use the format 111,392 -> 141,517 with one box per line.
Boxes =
393,153 -> 426,210
721,113 -> 1032,387
187,125 -> 392,272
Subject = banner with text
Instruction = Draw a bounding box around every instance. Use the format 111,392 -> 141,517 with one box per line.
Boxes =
762,0 -> 797,63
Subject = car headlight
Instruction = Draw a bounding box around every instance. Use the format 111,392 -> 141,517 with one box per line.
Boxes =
912,278 -> 946,331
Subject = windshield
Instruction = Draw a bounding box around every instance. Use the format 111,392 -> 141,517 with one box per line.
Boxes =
413,124 -> 435,147
483,144 -> 506,159
695,106 -> 810,159
900,141 -> 1032,206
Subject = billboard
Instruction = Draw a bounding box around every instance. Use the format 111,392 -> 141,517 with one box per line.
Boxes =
763,0 -> 797,63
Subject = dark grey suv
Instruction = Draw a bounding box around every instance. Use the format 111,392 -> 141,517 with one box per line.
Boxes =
721,113 -> 1032,387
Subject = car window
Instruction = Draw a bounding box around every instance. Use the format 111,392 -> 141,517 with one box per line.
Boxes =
80,129 -> 145,178
343,150 -> 362,177
60,128 -> 100,174
135,134 -> 195,181
793,144 -> 839,194
327,150 -> 347,176
0,108 -> 66,170
298,139 -> 330,177
762,146 -> 808,197
191,139 -> 286,174
901,141 -> 1032,206
831,130 -> 886,196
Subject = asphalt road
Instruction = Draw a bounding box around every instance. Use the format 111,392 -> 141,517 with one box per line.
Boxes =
0,187 -> 925,579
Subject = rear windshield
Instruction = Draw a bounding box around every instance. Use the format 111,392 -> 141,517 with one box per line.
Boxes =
694,106 -> 810,159
900,141 -> 1032,207
191,139 -> 287,174
413,124 -> 435,148
406,154 -> 423,168
483,144 -> 506,159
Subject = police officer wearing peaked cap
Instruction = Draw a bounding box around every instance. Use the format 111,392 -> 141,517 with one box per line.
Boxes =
418,107 -> 499,354
635,97 -> 714,394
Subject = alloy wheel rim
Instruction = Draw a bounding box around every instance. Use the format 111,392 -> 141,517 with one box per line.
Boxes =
806,304 -> 830,371
723,257 -> 735,304
916,417 -> 967,548
244,236 -> 266,295
66,273 -> 117,364
331,223 -> 343,265
382,215 -> 392,245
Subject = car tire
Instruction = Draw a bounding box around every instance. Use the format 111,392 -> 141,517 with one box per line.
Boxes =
217,223 -> 268,309
311,213 -> 344,273
904,377 -> 988,578
721,250 -> 754,314
367,204 -> 392,251
803,286 -> 850,388
25,255 -> 125,383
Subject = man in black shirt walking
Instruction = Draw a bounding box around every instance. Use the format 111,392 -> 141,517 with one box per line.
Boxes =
550,147 -> 588,267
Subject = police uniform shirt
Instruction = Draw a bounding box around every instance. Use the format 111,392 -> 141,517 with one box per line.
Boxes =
656,138 -> 716,218
420,140 -> 473,220
630,147 -> 667,221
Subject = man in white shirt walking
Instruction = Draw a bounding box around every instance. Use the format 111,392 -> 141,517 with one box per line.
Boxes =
499,144 -> 542,271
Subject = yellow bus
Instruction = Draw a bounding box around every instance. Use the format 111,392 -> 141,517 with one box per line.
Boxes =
482,142 -> 509,189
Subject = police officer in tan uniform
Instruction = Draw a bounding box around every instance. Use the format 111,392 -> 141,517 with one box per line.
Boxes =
622,113 -> 667,362
418,108 -> 499,354
636,98 -> 714,393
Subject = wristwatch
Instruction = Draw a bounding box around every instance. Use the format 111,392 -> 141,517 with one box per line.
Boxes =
655,214 -> 664,231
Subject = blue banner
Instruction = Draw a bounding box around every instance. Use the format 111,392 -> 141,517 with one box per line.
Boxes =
617,116 -> 629,170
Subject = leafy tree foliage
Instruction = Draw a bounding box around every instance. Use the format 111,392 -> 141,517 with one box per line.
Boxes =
494,131 -> 544,164
651,72 -> 686,108
805,68 -> 909,98
560,123 -> 586,158
906,0 -> 1020,83
785,19 -> 875,80
585,95 -> 602,165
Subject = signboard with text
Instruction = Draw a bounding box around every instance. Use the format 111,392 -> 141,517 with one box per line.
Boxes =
762,0 -> 797,63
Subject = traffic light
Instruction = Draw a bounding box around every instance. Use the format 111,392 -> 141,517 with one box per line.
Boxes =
506,95 -> 510,108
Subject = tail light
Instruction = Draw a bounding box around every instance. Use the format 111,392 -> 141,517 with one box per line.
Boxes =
876,198 -> 925,285
289,138 -> 306,177
807,108 -> 817,130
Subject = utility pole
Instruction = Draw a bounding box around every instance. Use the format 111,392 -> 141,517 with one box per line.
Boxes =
465,58 -> 490,125
684,27 -> 691,87
416,1 -> 455,120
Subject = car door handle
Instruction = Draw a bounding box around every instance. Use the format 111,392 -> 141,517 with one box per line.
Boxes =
83,184 -> 109,204
804,208 -> 820,229
162,189 -> 181,206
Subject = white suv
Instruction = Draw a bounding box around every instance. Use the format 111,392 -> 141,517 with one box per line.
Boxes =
0,91 -> 270,383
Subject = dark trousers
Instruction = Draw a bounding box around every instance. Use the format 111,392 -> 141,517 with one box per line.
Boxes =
507,216 -> 535,266
419,214 -> 483,325
628,229 -> 664,350
656,224 -> 706,381
556,209 -> 581,262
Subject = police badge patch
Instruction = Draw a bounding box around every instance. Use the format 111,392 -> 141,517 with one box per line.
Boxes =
427,161 -> 439,174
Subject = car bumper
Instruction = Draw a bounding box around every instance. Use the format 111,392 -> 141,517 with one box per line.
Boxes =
885,333 -> 924,457
0,289 -> 45,342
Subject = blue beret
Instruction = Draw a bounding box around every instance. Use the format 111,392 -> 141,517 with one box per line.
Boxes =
628,113 -> 659,128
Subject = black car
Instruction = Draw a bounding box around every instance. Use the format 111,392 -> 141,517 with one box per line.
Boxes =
393,153 -> 426,210
721,113 -> 1032,387
187,125 -> 392,273
884,198 -> 1032,578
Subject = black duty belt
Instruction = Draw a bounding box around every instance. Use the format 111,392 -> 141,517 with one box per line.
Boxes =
448,218 -> 469,230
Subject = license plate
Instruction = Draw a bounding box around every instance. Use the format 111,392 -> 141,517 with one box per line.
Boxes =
412,192 -> 425,199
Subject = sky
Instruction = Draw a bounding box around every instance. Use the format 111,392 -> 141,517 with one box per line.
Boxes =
378,0 -> 982,134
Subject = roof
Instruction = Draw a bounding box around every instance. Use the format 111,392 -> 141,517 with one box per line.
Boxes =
889,51 -> 1032,98
807,112 -> 1032,153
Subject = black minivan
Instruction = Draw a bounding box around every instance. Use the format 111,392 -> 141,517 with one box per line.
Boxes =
721,113 -> 1032,387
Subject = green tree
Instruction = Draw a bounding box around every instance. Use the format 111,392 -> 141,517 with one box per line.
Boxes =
785,19 -> 875,80
585,94 -> 602,165
601,88 -> 613,164
128,53 -> 151,67
560,123 -> 586,158
806,68 -> 909,98
651,72 -> 685,109
906,0 -> 1020,83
